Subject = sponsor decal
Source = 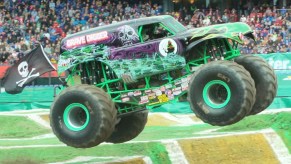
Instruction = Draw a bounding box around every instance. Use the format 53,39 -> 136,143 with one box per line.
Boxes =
160,86 -> 166,92
122,97 -> 130,102
140,96 -> 149,101
134,90 -> 142,96
149,95 -> 157,100
148,93 -> 156,97
168,94 -> 174,100
158,94 -> 169,103
128,92 -> 134,96
173,89 -> 182,95
173,87 -> 182,91
181,82 -> 188,91
175,80 -> 182,85
58,58 -> 73,67
283,76 -> 291,80
145,89 -> 152,94
139,96 -> 149,104
121,94 -> 128,98
154,90 -> 162,96
165,84 -> 172,89
181,77 -> 188,83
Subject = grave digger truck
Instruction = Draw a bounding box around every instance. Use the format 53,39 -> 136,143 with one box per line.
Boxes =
50,15 -> 277,148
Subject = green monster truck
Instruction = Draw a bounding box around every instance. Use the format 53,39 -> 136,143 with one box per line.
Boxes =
50,15 -> 277,148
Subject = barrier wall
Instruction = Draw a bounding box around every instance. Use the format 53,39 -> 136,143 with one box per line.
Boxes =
0,53 -> 291,112
0,64 -> 63,79
0,86 -> 54,111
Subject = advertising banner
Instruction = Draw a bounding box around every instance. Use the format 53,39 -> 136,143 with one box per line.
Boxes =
255,53 -> 291,97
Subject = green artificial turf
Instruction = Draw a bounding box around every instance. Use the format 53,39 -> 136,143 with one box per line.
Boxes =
0,137 -> 60,147
271,112 -> 291,153
0,116 -> 50,138
0,142 -> 170,164
217,114 -> 275,132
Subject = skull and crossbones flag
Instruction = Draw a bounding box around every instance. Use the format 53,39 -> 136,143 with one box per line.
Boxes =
1,45 -> 56,94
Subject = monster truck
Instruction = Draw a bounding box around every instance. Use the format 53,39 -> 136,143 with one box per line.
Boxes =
50,15 -> 277,148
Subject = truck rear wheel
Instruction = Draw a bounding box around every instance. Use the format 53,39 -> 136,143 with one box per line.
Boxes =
188,61 -> 256,126
106,110 -> 148,143
50,85 -> 116,148
235,55 -> 277,115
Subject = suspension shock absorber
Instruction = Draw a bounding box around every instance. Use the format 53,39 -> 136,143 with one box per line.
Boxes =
91,61 -> 97,85
79,63 -> 87,84
207,40 -> 216,61
84,62 -> 93,85
217,39 -> 225,60
96,62 -> 102,84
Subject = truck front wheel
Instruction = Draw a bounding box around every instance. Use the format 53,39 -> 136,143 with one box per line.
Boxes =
50,85 -> 117,148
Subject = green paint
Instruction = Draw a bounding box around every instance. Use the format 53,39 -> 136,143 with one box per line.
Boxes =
138,26 -> 144,43
63,103 -> 90,131
202,80 -> 231,109
58,44 -> 108,74
0,116 -> 50,138
105,53 -> 186,80
190,22 -> 253,44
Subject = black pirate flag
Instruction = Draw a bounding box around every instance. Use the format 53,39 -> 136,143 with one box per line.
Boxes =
1,45 -> 56,94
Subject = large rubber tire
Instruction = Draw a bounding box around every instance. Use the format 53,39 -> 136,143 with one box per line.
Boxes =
235,55 -> 277,115
106,110 -> 148,143
188,60 -> 256,126
50,84 -> 117,148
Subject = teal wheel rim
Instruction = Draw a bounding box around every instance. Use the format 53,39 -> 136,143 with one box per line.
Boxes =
202,80 -> 231,109
63,103 -> 90,131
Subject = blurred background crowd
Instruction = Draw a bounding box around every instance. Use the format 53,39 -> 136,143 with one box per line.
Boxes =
0,0 -> 290,65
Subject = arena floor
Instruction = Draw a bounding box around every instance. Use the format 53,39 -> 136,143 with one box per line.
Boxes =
0,109 -> 290,164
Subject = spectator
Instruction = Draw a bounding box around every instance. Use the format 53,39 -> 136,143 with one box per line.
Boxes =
0,0 -> 289,66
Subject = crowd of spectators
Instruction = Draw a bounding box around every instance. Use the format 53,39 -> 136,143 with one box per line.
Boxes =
0,0 -> 290,66
176,4 -> 291,54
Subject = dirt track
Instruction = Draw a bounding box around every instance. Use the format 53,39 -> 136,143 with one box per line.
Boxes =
179,134 -> 279,164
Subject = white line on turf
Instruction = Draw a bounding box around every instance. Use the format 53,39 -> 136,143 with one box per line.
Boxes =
0,133 -> 54,141
264,129 -> 291,164
27,114 -> 51,128
48,156 -> 153,164
0,144 -> 65,149
163,140 -> 189,164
